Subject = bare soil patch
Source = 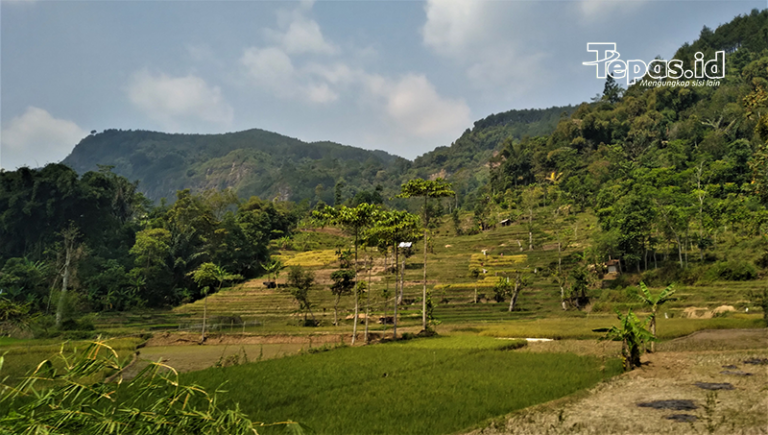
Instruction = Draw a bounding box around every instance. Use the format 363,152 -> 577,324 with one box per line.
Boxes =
466,329 -> 768,435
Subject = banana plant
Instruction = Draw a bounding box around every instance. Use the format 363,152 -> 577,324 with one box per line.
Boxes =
636,282 -> 676,351
595,309 -> 656,371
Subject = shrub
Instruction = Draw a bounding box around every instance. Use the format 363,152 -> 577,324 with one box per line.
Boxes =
703,261 -> 757,281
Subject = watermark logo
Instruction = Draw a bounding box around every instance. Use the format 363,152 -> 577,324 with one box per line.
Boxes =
583,43 -> 724,87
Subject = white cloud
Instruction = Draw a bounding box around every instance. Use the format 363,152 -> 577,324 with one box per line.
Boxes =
422,0 -> 490,57
306,83 -> 338,103
279,16 -> 336,55
579,1 -> 646,19
1,107 -> 87,170
238,0 -> 470,153
376,74 -> 471,138
240,47 -> 297,96
127,70 -> 234,130
420,1 -> 558,97
265,2 -> 336,55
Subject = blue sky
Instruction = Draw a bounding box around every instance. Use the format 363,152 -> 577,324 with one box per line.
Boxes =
1,0 -> 764,169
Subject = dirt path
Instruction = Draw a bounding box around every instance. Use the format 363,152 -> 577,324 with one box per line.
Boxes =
466,329 -> 768,435
144,331 -> 349,347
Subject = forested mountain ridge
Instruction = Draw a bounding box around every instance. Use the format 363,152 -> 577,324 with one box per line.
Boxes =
62,107 -> 572,206
62,128 -> 407,205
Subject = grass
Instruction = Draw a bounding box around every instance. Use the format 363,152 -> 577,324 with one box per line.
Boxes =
180,335 -> 623,435
276,249 -> 338,267
476,315 -> 765,340
0,337 -> 143,382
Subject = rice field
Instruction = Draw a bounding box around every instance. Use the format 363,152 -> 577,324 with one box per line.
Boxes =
180,335 -> 623,435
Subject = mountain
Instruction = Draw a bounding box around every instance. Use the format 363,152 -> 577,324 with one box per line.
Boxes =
63,128 -> 409,204
408,105 -> 575,203
62,106 -> 573,205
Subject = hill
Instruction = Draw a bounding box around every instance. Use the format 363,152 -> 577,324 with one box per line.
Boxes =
61,105 -> 573,204
62,128 -> 409,203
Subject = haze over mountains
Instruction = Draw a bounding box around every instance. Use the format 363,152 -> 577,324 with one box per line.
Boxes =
62,105 -> 572,204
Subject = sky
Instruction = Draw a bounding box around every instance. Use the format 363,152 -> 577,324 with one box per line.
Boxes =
1,0 -> 765,170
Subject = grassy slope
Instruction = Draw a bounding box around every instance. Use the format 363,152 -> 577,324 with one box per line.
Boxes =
156,207 -> 765,337
181,336 -> 622,435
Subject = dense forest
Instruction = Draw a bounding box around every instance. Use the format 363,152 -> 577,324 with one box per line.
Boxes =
0,164 -> 299,329
4,9 -> 768,332
482,8 -> 768,276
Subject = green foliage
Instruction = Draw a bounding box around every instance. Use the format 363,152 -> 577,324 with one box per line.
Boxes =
0,339 -> 306,434
63,128 -> 406,206
189,263 -> 243,296
703,260 -> 758,281
492,277 -> 512,303
0,258 -> 50,310
748,287 -> 768,326
329,269 -> 355,297
287,267 -> 316,325
596,309 -> 656,371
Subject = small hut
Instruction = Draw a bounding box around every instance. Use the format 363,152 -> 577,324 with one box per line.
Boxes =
605,259 -> 621,274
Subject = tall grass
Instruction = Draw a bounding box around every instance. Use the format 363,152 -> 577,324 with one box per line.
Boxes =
0,337 -> 143,382
181,335 -> 622,435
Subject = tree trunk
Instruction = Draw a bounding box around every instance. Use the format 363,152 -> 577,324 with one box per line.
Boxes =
201,295 -> 207,343
529,206 -> 534,251
643,240 -> 648,271
393,245 -> 399,339
333,293 -> 340,326
352,232 -> 359,345
422,226 -> 428,331
56,228 -> 76,328
365,257 -> 372,343
560,285 -> 567,310
508,279 -> 520,312
650,310 -> 657,352
383,252 -> 388,338
474,281 -> 478,304
400,256 -> 405,304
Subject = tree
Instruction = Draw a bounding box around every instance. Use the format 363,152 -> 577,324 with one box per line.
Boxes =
262,259 -> 284,286
329,247 -> 354,326
189,263 -> 243,342
602,75 -> 624,103
636,282 -> 676,352
130,227 -> 171,275
330,269 -> 355,326
312,204 -> 380,344
470,268 -> 481,303
520,186 -> 543,251
398,178 -> 455,331
595,309 -> 656,371
366,210 -> 421,339
287,266 -> 317,326
508,272 -> 529,312
56,223 -> 82,328
492,277 -> 511,303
